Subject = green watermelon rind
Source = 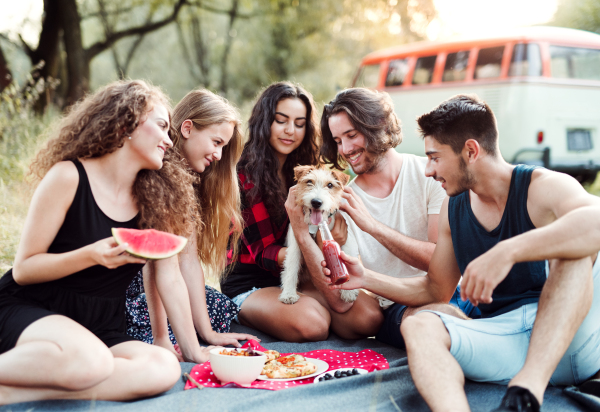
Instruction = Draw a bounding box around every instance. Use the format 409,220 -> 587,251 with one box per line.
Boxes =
111,228 -> 188,260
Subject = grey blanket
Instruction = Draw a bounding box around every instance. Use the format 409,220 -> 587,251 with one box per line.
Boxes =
1,324 -> 593,412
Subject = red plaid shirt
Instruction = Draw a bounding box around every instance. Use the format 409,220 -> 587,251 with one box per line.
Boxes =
227,172 -> 288,275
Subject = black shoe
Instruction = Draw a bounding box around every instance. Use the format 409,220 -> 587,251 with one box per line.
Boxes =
491,386 -> 540,412
578,379 -> 600,398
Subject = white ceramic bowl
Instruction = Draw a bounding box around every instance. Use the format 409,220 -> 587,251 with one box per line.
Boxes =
209,348 -> 267,387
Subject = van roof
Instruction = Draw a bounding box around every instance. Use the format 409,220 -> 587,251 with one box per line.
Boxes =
362,26 -> 600,65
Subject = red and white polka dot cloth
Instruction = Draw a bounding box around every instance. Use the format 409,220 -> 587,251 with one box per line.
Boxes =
184,339 -> 389,391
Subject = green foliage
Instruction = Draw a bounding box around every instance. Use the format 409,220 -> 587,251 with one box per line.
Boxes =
0,77 -> 58,271
0,76 -> 57,183
583,172 -> 600,196
85,0 -> 436,107
553,0 -> 600,34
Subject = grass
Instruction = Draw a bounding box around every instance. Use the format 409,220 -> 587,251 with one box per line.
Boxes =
0,81 -> 57,272
584,173 -> 600,197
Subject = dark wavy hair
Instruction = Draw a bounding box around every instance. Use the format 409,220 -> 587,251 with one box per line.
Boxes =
239,82 -> 320,221
417,94 -> 499,157
320,88 -> 402,171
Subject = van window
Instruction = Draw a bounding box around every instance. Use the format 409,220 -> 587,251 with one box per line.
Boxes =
412,55 -> 437,85
509,43 -> 542,77
385,58 -> 410,87
475,46 -> 505,79
355,64 -> 381,88
443,51 -> 470,82
550,46 -> 600,81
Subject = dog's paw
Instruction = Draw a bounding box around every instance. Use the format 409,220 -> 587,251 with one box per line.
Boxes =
278,292 -> 300,305
340,289 -> 359,303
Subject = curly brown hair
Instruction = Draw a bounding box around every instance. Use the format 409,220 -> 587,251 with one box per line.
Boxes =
320,88 -> 402,171
29,80 -> 198,237
239,82 -> 321,222
170,89 -> 244,280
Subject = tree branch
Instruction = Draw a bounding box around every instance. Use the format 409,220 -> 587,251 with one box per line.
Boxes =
175,19 -> 202,83
219,0 -> 239,94
12,34 -> 35,59
122,32 -> 147,76
85,0 -> 186,61
185,0 -> 262,19
81,6 -> 135,21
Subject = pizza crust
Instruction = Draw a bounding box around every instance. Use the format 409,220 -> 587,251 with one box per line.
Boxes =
260,352 -> 317,379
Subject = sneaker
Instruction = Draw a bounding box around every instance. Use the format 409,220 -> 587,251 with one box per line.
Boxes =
578,378 -> 600,398
491,386 -> 540,412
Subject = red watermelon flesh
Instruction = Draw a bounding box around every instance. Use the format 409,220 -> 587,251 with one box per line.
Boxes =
111,228 -> 188,260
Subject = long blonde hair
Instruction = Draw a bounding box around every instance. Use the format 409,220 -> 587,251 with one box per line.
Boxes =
29,80 -> 198,237
171,89 -> 244,279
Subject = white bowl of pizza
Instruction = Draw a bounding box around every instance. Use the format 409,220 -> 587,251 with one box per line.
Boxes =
209,347 -> 267,387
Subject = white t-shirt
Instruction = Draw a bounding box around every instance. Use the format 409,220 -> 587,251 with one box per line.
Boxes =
346,154 -> 446,279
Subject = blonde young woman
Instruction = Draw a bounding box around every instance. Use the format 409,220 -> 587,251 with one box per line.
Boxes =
126,89 -> 258,353
0,80 -> 213,405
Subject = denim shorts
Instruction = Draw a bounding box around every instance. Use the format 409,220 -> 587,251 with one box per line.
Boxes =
425,257 -> 600,386
231,287 -> 261,323
375,286 -> 481,349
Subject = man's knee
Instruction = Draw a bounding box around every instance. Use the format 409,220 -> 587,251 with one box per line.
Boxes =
352,303 -> 384,337
401,312 -> 450,347
548,256 -> 594,277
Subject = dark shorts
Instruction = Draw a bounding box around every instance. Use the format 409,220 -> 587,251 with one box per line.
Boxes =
0,269 -> 137,354
0,295 -> 136,354
375,286 -> 481,349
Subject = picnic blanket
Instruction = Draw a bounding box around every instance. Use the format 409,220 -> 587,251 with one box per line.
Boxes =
1,323 -> 594,412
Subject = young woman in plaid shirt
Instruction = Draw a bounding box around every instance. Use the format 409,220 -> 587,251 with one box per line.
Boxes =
220,82 -> 327,342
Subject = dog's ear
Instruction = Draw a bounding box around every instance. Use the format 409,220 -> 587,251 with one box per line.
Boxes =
332,170 -> 351,186
294,165 -> 314,182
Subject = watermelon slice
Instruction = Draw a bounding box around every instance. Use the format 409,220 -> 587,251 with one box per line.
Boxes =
111,228 -> 188,260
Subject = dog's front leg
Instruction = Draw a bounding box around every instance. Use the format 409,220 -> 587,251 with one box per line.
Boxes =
279,227 -> 302,304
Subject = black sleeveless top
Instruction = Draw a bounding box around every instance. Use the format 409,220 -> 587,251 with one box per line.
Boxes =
0,160 -> 145,333
448,165 -> 546,318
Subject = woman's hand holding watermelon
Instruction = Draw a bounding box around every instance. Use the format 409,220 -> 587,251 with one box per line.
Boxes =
89,237 -> 147,269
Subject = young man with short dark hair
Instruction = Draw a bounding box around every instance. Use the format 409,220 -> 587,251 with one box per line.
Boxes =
325,94 -> 600,411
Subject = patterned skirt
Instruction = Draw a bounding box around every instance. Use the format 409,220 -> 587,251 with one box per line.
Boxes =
125,271 -> 239,344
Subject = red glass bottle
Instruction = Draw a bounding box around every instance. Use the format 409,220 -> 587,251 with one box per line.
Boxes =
318,221 -> 349,285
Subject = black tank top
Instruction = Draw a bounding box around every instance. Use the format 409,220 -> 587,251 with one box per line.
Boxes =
0,160 -> 144,332
45,160 -> 143,297
448,165 -> 546,318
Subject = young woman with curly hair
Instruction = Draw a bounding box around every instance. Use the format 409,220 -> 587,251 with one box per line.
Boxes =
0,80 -> 211,405
219,81 -> 330,342
126,89 -> 258,351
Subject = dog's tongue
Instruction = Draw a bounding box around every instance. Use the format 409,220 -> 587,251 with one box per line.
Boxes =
311,210 -> 323,225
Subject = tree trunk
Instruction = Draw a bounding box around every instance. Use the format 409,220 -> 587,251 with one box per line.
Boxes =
219,0 -> 239,95
29,0 -> 62,112
0,43 -> 11,92
58,0 -> 89,106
